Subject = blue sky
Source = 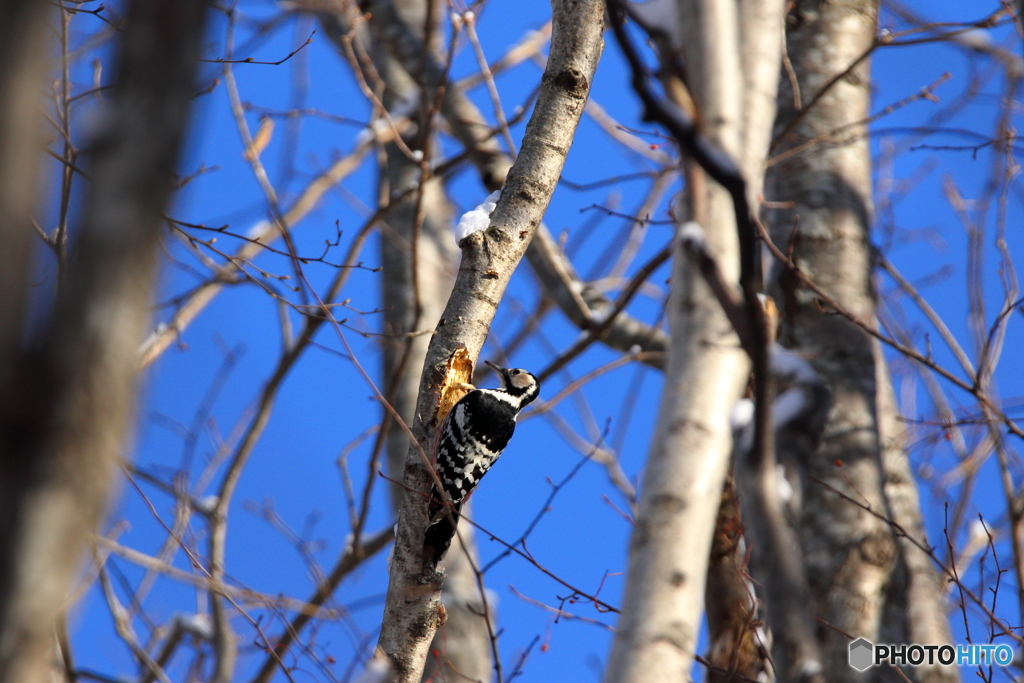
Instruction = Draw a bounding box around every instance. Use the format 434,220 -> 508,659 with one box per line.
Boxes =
56,0 -> 1024,681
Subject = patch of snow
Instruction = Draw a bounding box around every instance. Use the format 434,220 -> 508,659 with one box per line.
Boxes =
776,463 -> 793,503
175,613 -> 213,640
730,398 -> 755,456
730,398 -> 755,431
453,190 -> 501,244
773,387 -> 809,429
195,495 -> 219,515
770,345 -> 819,385
678,221 -> 707,252
353,654 -> 392,683
957,29 -> 992,51
589,302 -> 614,325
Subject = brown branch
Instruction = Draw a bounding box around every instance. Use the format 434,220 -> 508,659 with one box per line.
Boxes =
809,476 -> 1024,647
306,0 -> 669,369
757,217 -> 1024,442
248,526 -> 395,683
538,242 -> 671,382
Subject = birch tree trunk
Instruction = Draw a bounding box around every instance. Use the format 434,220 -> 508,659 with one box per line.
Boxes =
875,345 -> 958,683
0,0 -> 50,390
0,1 -> 208,679
604,0 -> 784,679
767,0 -> 956,680
0,0 -> 55,673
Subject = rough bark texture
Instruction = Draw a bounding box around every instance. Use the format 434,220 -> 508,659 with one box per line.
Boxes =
372,0 -> 494,678
767,0 -> 954,680
419,516 -> 494,683
0,1 -> 208,679
704,480 -> 768,683
374,0 -> 458,524
380,144 -> 495,683
604,0 -> 782,679
374,1 -> 604,680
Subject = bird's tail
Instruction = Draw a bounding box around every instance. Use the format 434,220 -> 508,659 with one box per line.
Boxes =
423,490 -> 463,570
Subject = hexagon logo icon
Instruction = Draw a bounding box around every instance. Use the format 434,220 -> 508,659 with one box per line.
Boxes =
849,638 -> 874,671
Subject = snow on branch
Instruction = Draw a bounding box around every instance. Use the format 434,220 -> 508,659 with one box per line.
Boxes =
453,190 -> 501,244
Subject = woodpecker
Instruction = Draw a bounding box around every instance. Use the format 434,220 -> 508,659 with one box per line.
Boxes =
423,360 -> 540,569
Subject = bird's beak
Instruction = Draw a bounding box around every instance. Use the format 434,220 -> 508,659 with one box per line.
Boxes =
483,359 -> 505,373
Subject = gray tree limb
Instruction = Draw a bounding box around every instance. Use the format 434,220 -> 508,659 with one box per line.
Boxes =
368,0 -> 494,676
526,225 -> 667,369
311,0 -> 667,367
374,0 -> 605,679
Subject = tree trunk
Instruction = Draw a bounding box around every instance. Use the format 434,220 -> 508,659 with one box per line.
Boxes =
604,0 -> 784,679
876,344 -> 958,683
0,1 -> 208,679
374,1 -> 604,679
373,0 -> 495,678
767,0 -> 956,679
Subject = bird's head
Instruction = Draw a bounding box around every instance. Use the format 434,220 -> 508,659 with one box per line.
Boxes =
484,360 -> 540,410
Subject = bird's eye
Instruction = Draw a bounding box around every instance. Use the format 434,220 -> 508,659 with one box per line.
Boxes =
512,369 -> 521,375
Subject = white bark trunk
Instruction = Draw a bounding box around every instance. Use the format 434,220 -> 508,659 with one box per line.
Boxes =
767,1 -> 955,679
876,345 -> 959,683
605,0 -> 785,679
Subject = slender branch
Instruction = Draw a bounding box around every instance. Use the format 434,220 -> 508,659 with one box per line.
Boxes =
248,526 -> 395,683
758,218 -> 1024,441
308,0 -> 668,367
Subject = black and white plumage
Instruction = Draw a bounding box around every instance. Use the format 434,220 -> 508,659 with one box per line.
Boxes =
423,360 -> 539,568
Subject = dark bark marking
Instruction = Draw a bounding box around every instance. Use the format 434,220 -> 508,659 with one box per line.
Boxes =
649,493 -> 688,514
545,67 -> 589,99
